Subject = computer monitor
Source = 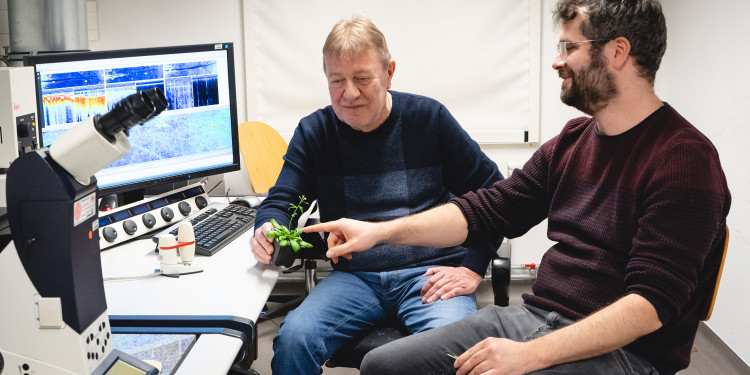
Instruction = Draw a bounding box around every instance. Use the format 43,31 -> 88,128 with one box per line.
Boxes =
24,43 -> 240,204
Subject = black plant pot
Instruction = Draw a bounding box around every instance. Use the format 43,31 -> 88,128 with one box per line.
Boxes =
271,239 -> 296,267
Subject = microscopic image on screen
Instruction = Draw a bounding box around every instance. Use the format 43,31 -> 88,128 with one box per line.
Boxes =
164,61 -> 219,110
108,108 -> 232,168
38,59 -> 224,149
105,64 -> 165,112
38,70 -> 107,126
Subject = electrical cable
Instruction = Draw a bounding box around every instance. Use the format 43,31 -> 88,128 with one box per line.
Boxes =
103,271 -> 163,281
207,178 -> 224,195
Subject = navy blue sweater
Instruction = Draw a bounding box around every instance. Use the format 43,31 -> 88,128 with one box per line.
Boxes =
255,91 -> 503,274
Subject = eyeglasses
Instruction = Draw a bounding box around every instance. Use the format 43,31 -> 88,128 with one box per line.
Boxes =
556,39 -> 608,62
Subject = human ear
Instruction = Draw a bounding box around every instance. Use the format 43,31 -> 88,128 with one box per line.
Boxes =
386,60 -> 395,89
611,36 -> 631,69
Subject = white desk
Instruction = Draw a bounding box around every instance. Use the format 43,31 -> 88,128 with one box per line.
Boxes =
100,229 -> 279,374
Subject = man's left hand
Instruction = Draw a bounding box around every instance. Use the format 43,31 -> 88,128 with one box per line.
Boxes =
454,337 -> 534,375
421,266 -> 482,303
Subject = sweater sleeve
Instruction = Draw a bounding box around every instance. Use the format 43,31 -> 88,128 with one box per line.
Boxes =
452,134 -> 556,247
437,105 -> 504,275
254,121 -> 319,232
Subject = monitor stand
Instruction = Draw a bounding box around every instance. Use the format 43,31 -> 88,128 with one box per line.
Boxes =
144,181 -> 189,196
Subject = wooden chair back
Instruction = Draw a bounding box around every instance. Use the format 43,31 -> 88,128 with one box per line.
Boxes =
700,226 -> 730,321
238,121 -> 288,194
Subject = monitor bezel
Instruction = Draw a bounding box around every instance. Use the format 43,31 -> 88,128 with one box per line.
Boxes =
23,43 -> 241,197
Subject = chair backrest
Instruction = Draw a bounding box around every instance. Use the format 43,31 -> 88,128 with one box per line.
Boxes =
700,226 -> 730,321
238,121 -> 288,194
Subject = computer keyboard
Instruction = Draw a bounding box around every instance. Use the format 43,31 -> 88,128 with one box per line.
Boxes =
152,202 -> 256,256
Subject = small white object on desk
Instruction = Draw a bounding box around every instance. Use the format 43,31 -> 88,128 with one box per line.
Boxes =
157,226 -> 203,277
158,236 -> 179,265
177,222 -> 196,263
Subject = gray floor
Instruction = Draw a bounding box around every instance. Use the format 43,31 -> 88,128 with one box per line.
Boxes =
249,279 -> 749,375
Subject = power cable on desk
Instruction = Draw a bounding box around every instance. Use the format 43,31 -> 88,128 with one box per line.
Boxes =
103,271 -> 162,281
206,178 -> 224,196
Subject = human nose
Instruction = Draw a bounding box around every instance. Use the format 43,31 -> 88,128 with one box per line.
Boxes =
342,79 -> 360,100
552,52 -> 565,71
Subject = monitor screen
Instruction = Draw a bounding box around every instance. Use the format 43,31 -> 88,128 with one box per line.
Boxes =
24,43 -> 240,197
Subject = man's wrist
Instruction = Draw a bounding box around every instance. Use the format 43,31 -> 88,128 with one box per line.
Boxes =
378,220 -> 398,245
520,340 -> 551,373
458,266 -> 482,280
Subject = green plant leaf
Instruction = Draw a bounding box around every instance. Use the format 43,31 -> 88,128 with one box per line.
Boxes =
272,195 -> 314,249
270,219 -> 282,229
265,230 -> 277,238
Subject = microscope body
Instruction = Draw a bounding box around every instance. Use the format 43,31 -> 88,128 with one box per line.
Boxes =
0,148 -> 148,374
0,89 -> 165,374
0,154 -> 111,372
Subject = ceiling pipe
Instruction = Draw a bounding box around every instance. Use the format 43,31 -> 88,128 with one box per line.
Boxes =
7,0 -> 88,66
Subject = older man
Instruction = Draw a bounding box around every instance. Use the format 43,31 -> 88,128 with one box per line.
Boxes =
308,1 -> 731,374
251,15 -> 503,374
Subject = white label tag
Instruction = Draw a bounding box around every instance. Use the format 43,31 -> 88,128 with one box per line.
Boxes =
73,192 -> 97,227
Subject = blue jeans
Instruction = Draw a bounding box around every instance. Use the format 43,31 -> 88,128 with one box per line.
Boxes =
271,266 -> 478,374
361,304 -> 660,375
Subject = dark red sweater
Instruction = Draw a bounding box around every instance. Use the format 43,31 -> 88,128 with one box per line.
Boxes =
453,104 -> 730,373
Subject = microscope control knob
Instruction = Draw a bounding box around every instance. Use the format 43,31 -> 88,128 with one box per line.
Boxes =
102,226 -> 118,243
195,195 -> 208,209
123,219 -> 137,235
161,207 -> 174,222
178,201 -> 191,216
142,213 -> 156,228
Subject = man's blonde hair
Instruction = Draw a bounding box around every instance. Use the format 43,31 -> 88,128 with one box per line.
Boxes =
323,15 -> 391,71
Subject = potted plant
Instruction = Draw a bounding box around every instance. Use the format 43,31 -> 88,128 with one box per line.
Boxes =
267,195 -> 313,267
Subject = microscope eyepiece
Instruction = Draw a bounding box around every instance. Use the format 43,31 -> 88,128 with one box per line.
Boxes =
96,87 -> 167,142
142,87 -> 169,122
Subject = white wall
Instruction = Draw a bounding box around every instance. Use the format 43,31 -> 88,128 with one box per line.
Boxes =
4,0 -> 747,365
659,0 -> 750,365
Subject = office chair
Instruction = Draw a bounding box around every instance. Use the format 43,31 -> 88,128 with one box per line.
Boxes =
699,226 -> 730,321
673,226 -> 729,375
238,121 -> 288,194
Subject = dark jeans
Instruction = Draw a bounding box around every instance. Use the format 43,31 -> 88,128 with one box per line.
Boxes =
360,304 -> 659,375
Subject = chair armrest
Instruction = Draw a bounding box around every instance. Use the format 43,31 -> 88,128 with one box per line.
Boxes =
491,257 -> 511,307
298,218 -> 328,260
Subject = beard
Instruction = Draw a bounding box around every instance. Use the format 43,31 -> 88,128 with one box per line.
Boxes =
559,52 -> 618,115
